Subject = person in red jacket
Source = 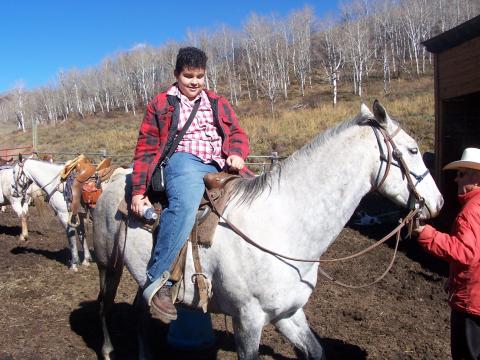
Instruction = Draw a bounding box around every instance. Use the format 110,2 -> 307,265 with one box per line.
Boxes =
414,147 -> 480,360
131,47 -> 250,323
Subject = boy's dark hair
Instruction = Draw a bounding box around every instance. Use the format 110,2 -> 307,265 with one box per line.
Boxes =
175,47 -> 208,73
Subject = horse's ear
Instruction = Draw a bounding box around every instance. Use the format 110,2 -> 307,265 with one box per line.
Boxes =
373,99 -> 388,124
358,103 -> 374,125
360,103 -> 373,117
18,153 -> 23,162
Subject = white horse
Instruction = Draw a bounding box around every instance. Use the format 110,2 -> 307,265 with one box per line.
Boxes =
0,166 -> 36,241
12,159 -> 92,271
93,101 -> 444,359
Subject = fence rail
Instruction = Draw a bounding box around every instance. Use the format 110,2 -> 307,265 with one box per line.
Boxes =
2,148 -> 286,174
0,146 -> 33,160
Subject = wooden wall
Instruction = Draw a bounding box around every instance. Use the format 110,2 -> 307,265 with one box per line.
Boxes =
437,37 -> 480,99
433,36 -> 480,229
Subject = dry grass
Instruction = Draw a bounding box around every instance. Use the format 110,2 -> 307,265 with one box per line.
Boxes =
0,76 -> 435,161
242,76 -> 435,155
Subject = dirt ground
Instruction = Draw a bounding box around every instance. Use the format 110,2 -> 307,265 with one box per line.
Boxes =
0,200 -> 451,360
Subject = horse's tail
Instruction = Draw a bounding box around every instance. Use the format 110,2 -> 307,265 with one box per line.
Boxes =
33,193 -> 49,223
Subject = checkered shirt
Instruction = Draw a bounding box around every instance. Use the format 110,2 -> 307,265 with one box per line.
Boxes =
167,86 -> 225,169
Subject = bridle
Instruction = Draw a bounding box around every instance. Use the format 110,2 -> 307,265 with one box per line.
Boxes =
369,119 -> 429,214
13,160 -> 62,203
12,162 -> 33,205
205,119 -> 431,289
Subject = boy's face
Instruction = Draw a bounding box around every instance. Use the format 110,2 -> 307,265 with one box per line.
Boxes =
174,67 -> 205,101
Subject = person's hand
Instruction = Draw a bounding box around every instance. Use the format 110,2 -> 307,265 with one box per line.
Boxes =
131,194 -> 152,218
226,155 -> 245,172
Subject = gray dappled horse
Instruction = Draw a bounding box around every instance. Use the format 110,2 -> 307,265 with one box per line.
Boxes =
93,101 -> 444,359
12,159 -> 92,271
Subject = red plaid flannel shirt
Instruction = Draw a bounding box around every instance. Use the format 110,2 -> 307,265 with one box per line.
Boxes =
131,85 -> 250,196
167,86 -> 225,169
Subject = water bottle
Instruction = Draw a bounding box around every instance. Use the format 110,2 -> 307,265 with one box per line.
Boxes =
143,206 -> 158,220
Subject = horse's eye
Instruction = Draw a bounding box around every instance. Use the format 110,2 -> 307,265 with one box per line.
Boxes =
409,147 -> 418,155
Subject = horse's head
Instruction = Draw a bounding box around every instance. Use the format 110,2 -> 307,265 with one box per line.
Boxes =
361,100 -> 443,220
11,158 -> 33,200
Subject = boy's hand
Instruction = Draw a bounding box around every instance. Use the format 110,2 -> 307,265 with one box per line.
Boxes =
226,155 -> 245,172
131,194 -> 152,218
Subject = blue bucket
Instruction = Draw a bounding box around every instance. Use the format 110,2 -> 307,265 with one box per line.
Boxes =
167,307 -> 215,350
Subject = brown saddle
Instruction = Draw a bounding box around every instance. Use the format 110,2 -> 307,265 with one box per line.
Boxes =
66,155 -> 118,224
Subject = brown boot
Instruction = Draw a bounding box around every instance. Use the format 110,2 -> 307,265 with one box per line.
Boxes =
150,286 -> 177,323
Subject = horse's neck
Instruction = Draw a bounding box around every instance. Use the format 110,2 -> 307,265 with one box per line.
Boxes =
26,161 -> 62,195
237,125 -> 377,258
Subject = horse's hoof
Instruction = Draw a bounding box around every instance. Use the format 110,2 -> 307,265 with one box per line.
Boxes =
70,264 -> 79,272
81,260 -> 91,267
19,235 -> 28,242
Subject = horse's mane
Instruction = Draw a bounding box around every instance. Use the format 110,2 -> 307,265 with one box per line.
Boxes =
232,114 -> 368,206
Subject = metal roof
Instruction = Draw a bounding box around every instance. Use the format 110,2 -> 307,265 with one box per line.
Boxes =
422,15 -> 480,53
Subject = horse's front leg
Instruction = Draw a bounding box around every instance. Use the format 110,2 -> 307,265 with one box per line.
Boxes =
19,214 -> 28,241
273,308 -> 326,360
11,202 -> 28,241
66,226 -> 80,272
78,215 -> 92,265
232,306 -> 265,360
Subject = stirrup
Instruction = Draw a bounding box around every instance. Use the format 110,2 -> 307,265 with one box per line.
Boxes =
143,271 -> 170,306
67,212 -> 80,228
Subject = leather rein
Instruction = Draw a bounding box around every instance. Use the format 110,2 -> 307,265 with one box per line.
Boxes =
206,120 -> 429,289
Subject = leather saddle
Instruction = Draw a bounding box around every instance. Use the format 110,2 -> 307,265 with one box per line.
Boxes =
63,155 -> 117,225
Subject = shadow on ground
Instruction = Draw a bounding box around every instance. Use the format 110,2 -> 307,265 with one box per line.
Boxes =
0,224 -> 21,237
69,300 -> 367,359
10,246 -> 73,267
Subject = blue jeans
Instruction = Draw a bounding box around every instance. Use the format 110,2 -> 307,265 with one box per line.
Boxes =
146,152 -> 219,282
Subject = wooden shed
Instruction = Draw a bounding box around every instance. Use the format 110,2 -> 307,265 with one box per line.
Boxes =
422,15 -> 480,227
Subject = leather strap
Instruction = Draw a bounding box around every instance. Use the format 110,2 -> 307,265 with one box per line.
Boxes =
163,98 -> 201,161
191,223 -> 210,312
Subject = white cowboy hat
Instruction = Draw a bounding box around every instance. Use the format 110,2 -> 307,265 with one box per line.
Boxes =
443,147 -> 480,171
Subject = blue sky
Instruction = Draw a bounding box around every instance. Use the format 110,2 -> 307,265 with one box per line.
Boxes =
0,0 -> 339,94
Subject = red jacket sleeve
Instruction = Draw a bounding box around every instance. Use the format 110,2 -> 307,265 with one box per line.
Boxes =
131,102 -> 160,196
417,216 -> 477,265
219,98 -> 249,160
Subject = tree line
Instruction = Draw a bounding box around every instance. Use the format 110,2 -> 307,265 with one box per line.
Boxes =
1,0 -> 478,131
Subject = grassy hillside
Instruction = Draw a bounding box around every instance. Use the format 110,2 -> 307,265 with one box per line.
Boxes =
0,76 -> 435,164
